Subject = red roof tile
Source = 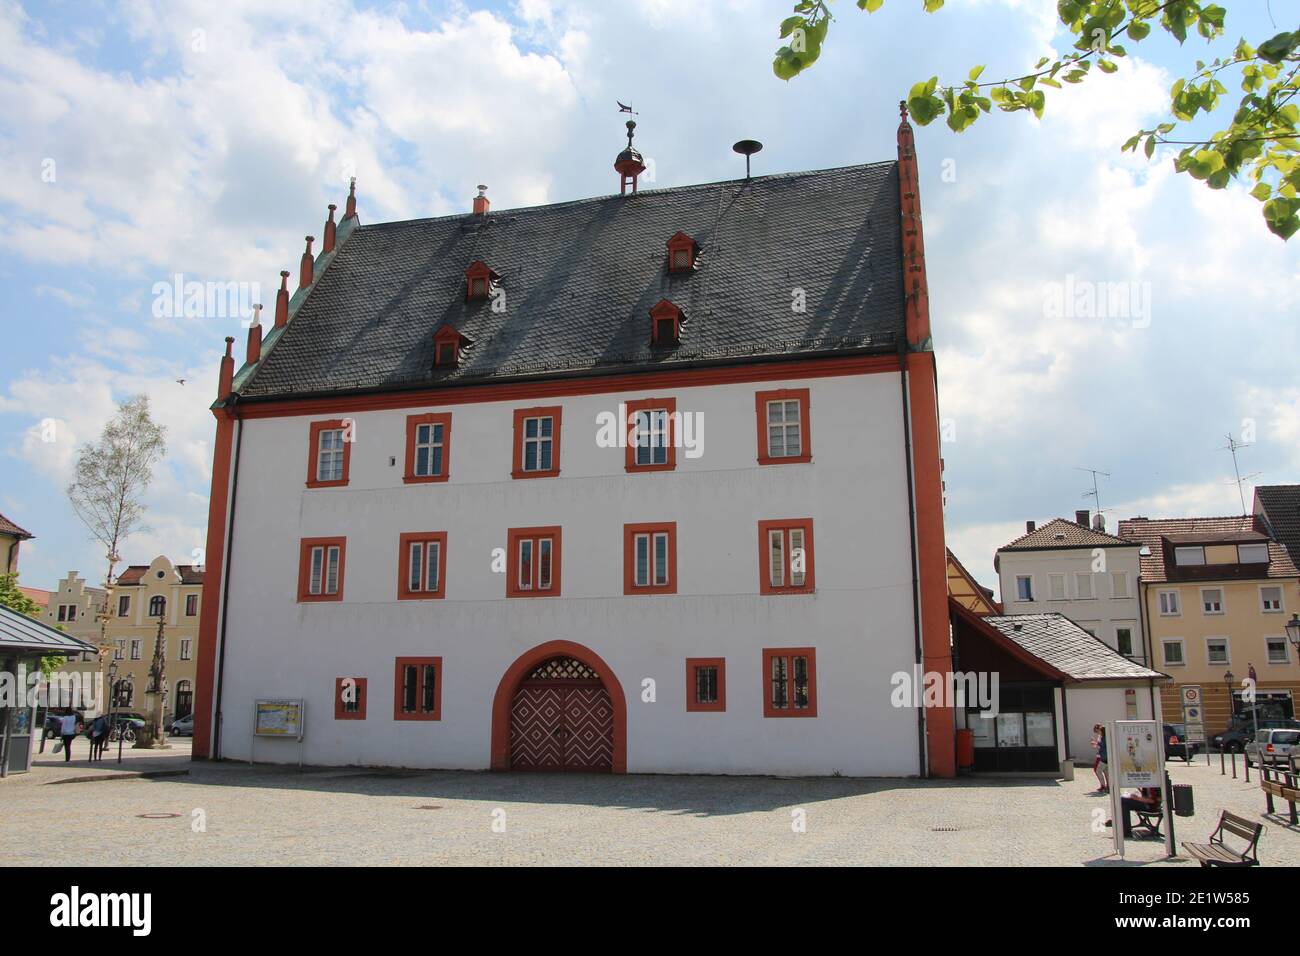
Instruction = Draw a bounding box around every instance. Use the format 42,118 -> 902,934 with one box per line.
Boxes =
1118,515 -> 1299,583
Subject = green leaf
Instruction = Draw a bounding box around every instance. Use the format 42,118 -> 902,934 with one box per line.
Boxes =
923,0 -> 945,12
1250,182 -> 1272,202
779,16 -> 803,39
1144,136 -> 1155,159
969,64 -> 985,82
1126,20 -> 1150,42
1097,59 -> 1118,74
857,0 -> 885,10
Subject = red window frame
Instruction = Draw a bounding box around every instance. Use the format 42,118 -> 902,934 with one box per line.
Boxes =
334,677 -> 368,720
512,406 -> 562,479
758,519 -> 815,595
666,231 -> 696,272
506,526 -> 562,597
397,531 -> 448,600
393,657 -> 441,721
762,647 -> 817,718
623,522 -> 678,595
184,594 -> 198,616
403,412 -> 452,484
686,657 -> 726,712
624,397 -> 677,473
756,388 -> 811,465
649,299 -> 683,347
306,419 -> 353,487
297,536 -> 346,602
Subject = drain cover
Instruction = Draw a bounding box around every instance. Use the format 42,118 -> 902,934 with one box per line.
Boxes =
414,805 -> 443,810
136,812 -> 181,819
930,826 -> 959,832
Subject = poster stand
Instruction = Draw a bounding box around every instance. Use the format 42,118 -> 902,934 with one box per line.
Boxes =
1109,719 -> 1175,859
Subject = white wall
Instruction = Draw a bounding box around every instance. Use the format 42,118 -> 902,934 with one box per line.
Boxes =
998,546 -> 1145,662
1065,682 -> 1157,764
215,370 -> 925,776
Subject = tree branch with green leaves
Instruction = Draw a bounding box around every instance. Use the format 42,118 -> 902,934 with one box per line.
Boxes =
772,1 -> 1300,239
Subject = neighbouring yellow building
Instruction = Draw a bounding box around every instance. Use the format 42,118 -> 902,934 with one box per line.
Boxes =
49,556 -> 204,725
1119,516 -> 1300,732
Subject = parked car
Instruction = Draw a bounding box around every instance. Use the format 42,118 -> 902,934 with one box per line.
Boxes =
1246,729 -> 1300,767
1213,718 -> 1300,752
111,712 -> 149,729
1164,723 -> 1200,761
170,713 -> 194,737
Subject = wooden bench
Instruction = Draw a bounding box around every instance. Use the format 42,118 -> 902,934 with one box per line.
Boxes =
1182,811 -> 1263,867
1260,763 -> 1300,825
1132,802 -> 1163,839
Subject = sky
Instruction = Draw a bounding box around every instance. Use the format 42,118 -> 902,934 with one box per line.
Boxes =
0,0 -> 1296,599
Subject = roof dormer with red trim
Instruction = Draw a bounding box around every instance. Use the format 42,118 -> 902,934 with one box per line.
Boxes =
433,325 -> 472,369
464,260 -> 499,302
666,232 -> 699,274
649,299 -> 684,347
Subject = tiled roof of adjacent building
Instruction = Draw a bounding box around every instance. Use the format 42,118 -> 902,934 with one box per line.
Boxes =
980,613 -> 1167,682
238,163 -> 905,400
0,511 -> 32,539
1255,485 -> 1300,563
997,517 -> 1135,552
115,565 -> 205,585
1117,515 -> 1299,583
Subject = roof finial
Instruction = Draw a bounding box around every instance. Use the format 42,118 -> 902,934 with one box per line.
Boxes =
614,118 -> 647,196
900,100 -> 909,124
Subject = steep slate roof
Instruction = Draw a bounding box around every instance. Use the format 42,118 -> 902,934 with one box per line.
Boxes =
0,511 -> 32,539
116,565 -> 205,585
1255,485 -> 1300,562
239,163 -> 904,400
998,517 -> 1135,552
0,603 -> 97,655
1118,515 -> 1299,583
980,613 -> 1167,682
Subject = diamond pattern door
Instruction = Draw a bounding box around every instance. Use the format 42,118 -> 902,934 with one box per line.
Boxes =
509,657 -> 613,772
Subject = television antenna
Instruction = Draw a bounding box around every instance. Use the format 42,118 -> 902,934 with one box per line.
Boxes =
1075,467 -> 1110,522
1220,433 -> 1260,515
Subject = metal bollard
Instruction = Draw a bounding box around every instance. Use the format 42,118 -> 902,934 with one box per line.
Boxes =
1220,748 -> 1225,775
1231,750 -> 1237,779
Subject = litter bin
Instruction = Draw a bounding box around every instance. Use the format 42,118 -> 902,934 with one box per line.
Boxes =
956,729 -> 975,770
1172,783 -> 1194,817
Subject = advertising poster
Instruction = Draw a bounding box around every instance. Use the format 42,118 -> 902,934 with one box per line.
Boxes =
254,699 -> 304,739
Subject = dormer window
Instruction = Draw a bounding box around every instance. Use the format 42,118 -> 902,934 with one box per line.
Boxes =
464,260 -> 499,302
666,232 -> 698,273
433,325 -> 471,369
649,299 -> 683,347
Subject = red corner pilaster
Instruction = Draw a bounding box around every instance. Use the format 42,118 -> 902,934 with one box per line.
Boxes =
298,235 -> 315,290
897,102 -> 932,349
274,271 -> 289,328
323,204 -> 337,254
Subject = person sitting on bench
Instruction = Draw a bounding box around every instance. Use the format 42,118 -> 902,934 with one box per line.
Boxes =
1105,786 -> 1161,837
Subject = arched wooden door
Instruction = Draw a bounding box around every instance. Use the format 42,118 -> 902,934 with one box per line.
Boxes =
509,657 -> 614,771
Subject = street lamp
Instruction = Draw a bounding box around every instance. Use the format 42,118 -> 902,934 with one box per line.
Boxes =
1286,613 -> 1300,655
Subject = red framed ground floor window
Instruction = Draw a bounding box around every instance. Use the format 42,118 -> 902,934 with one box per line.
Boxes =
686,658 -> 725,712
762,647 -> 817,718
334,677 -> 368,720
394,657 -> 441,720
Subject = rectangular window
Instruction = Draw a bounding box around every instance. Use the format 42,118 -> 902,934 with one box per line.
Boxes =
185,594 -> 198,616
1158,590 -> 1180,616
398,532 -> 448,600
306,419 -> 351,487
1266,637 -> 1289,664
334,677 -> 368,720
113,640 -> 124,661
1161,639 -> 1185,666
686,658 -> 726,712
1174,546 -> 1205,566
298,536 -> 346,602
1261,586 -> 1283,612
117,595 -> 130,617
756,388 -> 812,464
1015,575 -> 1034,602
512,406 -> 562,478
1202,588 -> 1224,614
1206,638 -> 1229,665
393,657 -> 441,720
758,519 -> 815,595
507,527 -> 562,597
1075,572 -> 1094,600
624,523 -> 677,595
1110,572 -> 1128,599
130,640 -> 142,661
624,397 -> 677,472
1238,542 -> 1269,564
179,639 -> 192,661
1116,627 -> 1134,657
56,605 -> 67,622
404,412 -> 452,483
1048,573 -> 1066,601
763,647 -> 817,718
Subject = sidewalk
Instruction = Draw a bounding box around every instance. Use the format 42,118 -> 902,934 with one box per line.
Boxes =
18,737 -> 194,786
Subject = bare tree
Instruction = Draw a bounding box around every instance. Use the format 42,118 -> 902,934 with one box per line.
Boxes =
66,395 -> 167,676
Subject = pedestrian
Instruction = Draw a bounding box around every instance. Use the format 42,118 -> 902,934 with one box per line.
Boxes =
88,714 -> 110,761
1096,725 -> 1109,794
58,710 -> 79,762
1090,724 -> 1106,791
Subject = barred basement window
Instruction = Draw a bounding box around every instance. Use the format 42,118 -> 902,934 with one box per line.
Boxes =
686,658 -> 726,712
763,648 -> 817,718
394,658 -> 441,720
